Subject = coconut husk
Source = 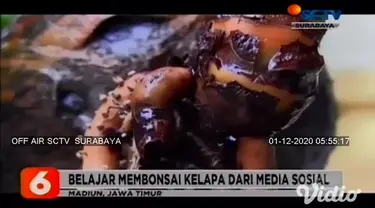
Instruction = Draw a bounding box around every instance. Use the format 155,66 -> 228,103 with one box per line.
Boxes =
0,15 -> 338,192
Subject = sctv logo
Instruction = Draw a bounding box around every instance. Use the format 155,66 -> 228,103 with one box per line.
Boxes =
302,10 -> 342,21
288,4 -> 342,21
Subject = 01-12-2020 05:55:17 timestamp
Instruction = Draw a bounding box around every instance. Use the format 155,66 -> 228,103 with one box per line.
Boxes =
267,136 -> 350,146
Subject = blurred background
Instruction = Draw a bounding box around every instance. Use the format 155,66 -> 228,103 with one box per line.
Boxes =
1,15 -> 374,192
320,15 -> 375,192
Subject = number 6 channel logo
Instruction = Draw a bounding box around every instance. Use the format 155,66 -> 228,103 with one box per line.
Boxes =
21,168 -> 60,199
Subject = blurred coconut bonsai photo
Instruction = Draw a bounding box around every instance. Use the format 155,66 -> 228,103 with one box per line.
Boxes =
1,15 -> 17,104
1,15 -> 15,29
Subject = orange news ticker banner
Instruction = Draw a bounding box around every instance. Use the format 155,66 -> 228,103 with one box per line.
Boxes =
21,167 -> 61,199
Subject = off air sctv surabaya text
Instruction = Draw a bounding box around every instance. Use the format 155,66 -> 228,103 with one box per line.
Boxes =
11,136 -> 122,146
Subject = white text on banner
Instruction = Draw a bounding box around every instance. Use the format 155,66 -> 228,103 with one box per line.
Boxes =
60,170 -> 343,189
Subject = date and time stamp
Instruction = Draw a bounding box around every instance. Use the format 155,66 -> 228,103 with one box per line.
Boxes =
268,136 -> 350,146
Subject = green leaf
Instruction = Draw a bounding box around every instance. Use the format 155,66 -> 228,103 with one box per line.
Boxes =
1,15 -> 17,29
